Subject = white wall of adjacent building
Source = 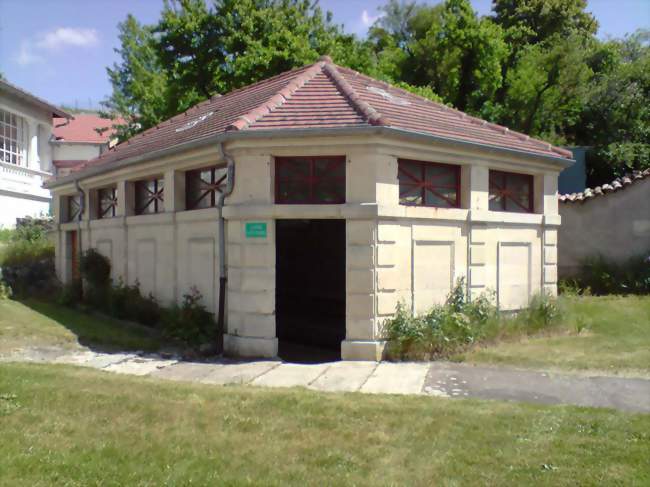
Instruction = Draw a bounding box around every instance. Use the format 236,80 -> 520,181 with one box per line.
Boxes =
0,93 -> 55,227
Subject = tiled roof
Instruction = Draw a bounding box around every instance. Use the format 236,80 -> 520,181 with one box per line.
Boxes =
70,56 -> 572,175
559,169 -> 650,203
52,114 -> 124,144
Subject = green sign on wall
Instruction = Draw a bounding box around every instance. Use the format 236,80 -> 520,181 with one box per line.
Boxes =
245,222 -> 267,238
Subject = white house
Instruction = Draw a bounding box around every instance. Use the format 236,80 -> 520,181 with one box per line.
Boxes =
0,79 -> 72,228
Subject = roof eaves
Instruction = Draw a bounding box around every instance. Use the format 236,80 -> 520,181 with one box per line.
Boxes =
45,125 -> 574,189
0,79 -> 73,119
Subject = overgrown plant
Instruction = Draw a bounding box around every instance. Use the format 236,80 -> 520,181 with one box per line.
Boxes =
162,287 -> 217,347
383,278 -> 562,360
0,219 -> 56,297
561,253 -> 650,296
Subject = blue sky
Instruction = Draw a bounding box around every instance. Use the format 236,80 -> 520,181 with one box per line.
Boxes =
1,0 -> 648,111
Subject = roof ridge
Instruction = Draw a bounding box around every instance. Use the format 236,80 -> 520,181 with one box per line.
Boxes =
322,63 -> 389,126
559,168 -> 650,203
227,61 -> 326,131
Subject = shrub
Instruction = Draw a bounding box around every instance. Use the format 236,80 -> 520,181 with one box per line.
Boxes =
567,253 -> 650,295
107,279 -> 160,327
383,279 -> 562,361
80,249 -> 111,289
0,238 -> 55,297
58,279 -> 82,306
161,287 -> 217,346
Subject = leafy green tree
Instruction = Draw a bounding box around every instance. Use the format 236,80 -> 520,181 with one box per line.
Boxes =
576,31 -> 650,183
499,34 -> 592,140
103,15 -> 168,139
398,0 -> 508,113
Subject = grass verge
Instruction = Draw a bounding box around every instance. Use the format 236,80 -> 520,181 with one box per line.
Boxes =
1,363 -> 649,486
462,295 -> 650,376
0,299 -> 163,353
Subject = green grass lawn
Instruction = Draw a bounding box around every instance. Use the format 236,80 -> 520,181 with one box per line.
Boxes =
462,296 -> 650,376
0,299 -> 163,354
1,363 -> 648,486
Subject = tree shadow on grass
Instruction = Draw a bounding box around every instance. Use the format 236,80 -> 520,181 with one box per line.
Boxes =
20,299 -> 168,354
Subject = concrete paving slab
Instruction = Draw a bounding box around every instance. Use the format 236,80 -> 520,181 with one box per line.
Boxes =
150,362 -> 220,382
84,353 -> 135,369
309,361 -> 377,392
252,362 -> 331,388
200,361 -> 279,385
424,362 -> 650,413
360,362 -> 429,395
103,357 -> 177,376
53,350 -> 100,365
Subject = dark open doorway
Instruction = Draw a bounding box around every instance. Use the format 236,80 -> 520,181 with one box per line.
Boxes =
276,219 -> 346,363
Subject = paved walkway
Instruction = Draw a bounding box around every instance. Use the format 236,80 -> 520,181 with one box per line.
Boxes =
3,348 -> 649,413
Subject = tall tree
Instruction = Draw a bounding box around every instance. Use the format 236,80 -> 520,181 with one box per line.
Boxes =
103,15 -> 168,138
401,0 -> 508,113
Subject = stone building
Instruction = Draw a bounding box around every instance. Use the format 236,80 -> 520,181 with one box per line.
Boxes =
46,57 -> 572,360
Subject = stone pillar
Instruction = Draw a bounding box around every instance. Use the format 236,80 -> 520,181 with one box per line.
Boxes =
538,173 -> 560,295
468,165 -> 489,300
223,218 -> 277,357
342,219 -> 382,360
223,152 -> 277,357
164,169 -> 185,212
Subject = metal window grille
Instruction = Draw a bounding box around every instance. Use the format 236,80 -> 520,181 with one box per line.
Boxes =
488,170 -> 534,213
135,178 -> 164,214
185,166 -> 227,210
275,156 -> 346,204
66,195 -> 81,222
97,187 -> 118,219
397,159 -> 460,208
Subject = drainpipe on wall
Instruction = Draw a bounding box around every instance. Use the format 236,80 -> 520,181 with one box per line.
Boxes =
216,142 -> 235,344
74,179 -> 86,287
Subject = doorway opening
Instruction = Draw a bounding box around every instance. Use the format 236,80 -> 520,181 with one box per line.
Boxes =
276,219 -> 346,363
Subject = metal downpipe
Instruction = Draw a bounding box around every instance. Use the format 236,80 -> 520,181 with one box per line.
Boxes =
216,142 -> 235,343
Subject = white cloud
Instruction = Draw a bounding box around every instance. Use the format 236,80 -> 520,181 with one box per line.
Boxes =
15,40 -> 43,66
36,27 -> 99,50
361,9 -> 383,27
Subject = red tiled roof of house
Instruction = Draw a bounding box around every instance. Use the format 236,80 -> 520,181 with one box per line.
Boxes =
71,57 -> 571,175
52,114 -> 124,144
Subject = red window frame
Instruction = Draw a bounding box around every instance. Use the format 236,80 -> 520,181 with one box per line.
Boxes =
489,170 -> 534,213
97,187 -> 117,219
275,156 -> 346,204
397,159 -> 461,208
135,177 -> 164,215
185,165 -> 227,210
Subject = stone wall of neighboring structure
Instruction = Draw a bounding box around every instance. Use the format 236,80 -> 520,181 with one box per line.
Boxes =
558,170 -> 650,277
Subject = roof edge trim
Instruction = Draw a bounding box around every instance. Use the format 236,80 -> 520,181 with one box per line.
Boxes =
45,126 -> 573,189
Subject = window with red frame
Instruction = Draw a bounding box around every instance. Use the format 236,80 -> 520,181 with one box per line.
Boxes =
97,187 -> 117,219
398,159 -> 460,208
489,170 -> 534,213
275,156 -> 345,204
186,166 -> 227,210
135,177 -> 164,214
